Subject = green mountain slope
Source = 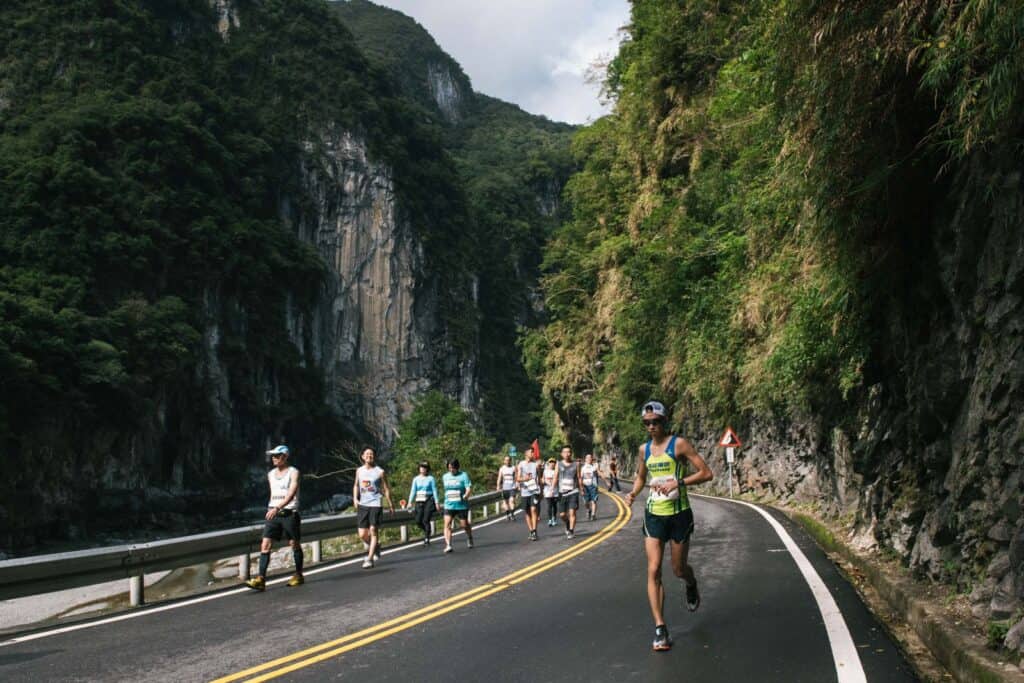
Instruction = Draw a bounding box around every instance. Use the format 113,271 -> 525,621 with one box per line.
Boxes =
0,0 -> 535,549
332,0 -> 577,442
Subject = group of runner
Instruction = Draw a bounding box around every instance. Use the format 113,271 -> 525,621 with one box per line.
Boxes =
498,447 -> 611,540
244,399 -> 713,653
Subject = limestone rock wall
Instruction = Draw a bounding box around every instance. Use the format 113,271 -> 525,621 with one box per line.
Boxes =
290,126 -> 463,445
427,62 -> 465,123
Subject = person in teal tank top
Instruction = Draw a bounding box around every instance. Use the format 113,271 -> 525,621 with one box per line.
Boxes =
625,400 -> 713,652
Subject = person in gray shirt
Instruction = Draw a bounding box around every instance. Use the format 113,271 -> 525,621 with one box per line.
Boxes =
556,446 -> 582,539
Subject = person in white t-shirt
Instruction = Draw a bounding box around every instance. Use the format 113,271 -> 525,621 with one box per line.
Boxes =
495,455 -> 518,521
352,447 -> 394,569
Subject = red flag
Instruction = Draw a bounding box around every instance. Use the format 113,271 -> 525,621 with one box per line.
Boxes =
531,439 -> 541,461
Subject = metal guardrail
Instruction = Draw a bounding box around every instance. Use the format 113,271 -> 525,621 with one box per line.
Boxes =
0,491 -> 505,604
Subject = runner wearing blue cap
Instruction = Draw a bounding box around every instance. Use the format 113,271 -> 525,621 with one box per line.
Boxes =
245,444 -> 303,591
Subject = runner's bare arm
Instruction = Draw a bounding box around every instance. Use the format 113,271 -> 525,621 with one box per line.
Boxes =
625,452 -> 648,505
381,471 -> 395,512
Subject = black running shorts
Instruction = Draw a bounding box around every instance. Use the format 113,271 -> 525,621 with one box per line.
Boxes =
262,510 -> 301,542
557,493 -> 580,513
357,506 -> 384,529
520,494 -> 541,511
642,508 -> 694,544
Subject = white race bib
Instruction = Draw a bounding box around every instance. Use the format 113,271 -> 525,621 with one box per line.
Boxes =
559,477 -> 575,493
525,480 -> 540,494
445,489 -> 462,502
649,475 -> 680,501
415,490 -> 428,502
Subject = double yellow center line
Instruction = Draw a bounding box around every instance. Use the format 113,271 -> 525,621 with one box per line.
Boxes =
213,494 -> 631,682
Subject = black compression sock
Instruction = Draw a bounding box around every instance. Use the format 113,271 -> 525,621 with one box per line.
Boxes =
293,547 -> 304,574
258,552 -> 270,578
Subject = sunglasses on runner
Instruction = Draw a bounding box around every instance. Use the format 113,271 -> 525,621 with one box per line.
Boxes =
642,419 -> 661,427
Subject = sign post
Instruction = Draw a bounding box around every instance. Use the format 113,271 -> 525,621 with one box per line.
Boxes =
718,427 -> 743,498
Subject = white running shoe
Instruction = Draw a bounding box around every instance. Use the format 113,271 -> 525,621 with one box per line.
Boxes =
361,557 -> 373,569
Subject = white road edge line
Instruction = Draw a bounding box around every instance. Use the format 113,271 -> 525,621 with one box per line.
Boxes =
0,511 -> 519,647
696,494 -> 867,683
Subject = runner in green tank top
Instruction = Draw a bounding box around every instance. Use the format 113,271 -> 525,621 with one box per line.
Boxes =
625,400 -> 713,652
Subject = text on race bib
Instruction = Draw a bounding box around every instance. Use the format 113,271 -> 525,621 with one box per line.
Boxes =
415,491 -> 428,502
649,475 -> 680,501
445,489 -> 462,501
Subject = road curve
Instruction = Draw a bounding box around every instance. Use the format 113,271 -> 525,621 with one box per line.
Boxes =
0,493 -> 919,682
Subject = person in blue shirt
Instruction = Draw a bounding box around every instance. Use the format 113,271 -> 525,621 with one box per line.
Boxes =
406,461 -> 440,545
441,459 -> 473,553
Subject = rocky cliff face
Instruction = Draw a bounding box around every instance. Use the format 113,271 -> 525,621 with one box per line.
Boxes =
210,0 -> 240,38
289,126 -> 470,444
667,154 -> 1024,629
427,62 -> 464,123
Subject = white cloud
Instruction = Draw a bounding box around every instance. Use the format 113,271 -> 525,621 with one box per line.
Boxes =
366,0 -> 630,124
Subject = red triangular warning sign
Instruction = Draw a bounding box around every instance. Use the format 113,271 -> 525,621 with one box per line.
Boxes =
719,427 -> 742,448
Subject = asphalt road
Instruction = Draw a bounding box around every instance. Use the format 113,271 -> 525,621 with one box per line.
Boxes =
0,493 -> 919,682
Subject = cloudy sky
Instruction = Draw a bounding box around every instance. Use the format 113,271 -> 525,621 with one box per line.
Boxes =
371,0 -> 631,125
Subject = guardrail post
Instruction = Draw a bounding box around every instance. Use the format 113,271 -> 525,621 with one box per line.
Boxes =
238,553 -> 251,580
481,504 -> 488,520
400,525 -> 408,542
494,501 -> 500,515
312,541 -> 322,563
430,520 -> 435,536
468,508 -> 472,523
129,574 -> 144,607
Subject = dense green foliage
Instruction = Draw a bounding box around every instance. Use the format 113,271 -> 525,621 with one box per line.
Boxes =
0,0 -> 486,499
0,1 -> 577,549
0,0 -> 334,456
453,96 -> 574,441
388,391 -> 496,501
526,0 -> 1023,450
330,0 -> 470,119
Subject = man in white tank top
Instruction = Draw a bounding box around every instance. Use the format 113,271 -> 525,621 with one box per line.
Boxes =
245,444 -> 303,591
516,450 -> 542,540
